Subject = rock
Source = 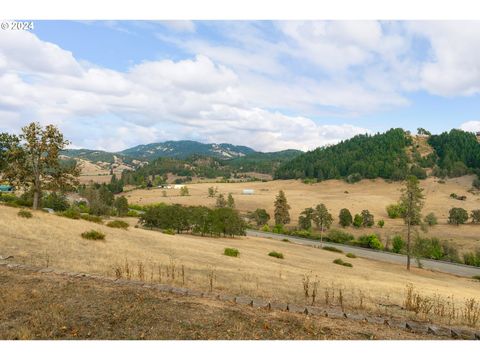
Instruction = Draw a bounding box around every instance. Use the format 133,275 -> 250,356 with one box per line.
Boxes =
326,309 -> 347,319
364,316 -> 385,325
269,302 -> 288,311
251,298 -> 269,309
304,306 -> 326,316
235,296 -> 253,306
218,293 -> 236,302
286,304 -> 306,314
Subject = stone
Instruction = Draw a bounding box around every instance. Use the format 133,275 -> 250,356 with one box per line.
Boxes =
325,309 -> 347,319
427,325 -> 450,337
405,321 -> 428,333
235,296 -> 253,306
345,313 -> 366,321
251,298 -> 269,309
269,302 -> 288,311
154,284 -> 174,292
304,306 -> 326,316
364,316 -> 385,325
286,304 -> 306,314
385,318 -> 407,329
170,287 -> 188,295
186,289 -> 204,297
218,293 -> 236,302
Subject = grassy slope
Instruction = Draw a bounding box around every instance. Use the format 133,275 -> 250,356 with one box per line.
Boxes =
0,268 -> 438,340
1,204 -> 479,329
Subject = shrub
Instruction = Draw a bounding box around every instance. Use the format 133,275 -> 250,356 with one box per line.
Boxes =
338,208 -> 353,227
107,220 -> 129,229
81,230 -> 105,241
448,207 -> 469,225
272,224 -> 285,234
0,193 -> 18,203
127,210 -> 139,217
346,173 -> 362,183
58,207 -> 81,219
471,210 -> 480,224
424,212 -> 438,226
392,235 -> 405,254
327,229 -> 354,244
224,248 -> 240,257
409,165 -> 427,180
357,234 -> 383,250
386,203 -> 404,219
281,238 -> 290,243
261,224 -> 271,232
162,228 -> 175,235
463,250 -> 480,267
361,210 -> 374,227
333,258 -> 353,267
346,252 -> 356,258
473,178 -> 480,190
268,251 -> 284,259
353,214 -> 362,228
377,219 -> 385,228
473,275 -> 480,281
291,229 -> 312,238
17,209 -> 32,218
42,192 -> 69,212
80,214 -> 103,224
322,246 -> 343,253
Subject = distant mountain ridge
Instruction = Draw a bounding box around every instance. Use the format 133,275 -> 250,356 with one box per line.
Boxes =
119,140 -> 256,160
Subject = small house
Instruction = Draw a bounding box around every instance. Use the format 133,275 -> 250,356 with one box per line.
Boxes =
242,189 -> 255,195
173,184 -> 186,189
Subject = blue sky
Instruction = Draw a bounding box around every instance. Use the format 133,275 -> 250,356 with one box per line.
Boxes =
1,20 -> 480,151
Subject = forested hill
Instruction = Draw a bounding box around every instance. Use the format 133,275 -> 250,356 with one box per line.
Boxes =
274,128 -> 411,181
274,128 -> 480,182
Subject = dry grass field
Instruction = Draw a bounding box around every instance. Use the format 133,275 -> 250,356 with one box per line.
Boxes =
0,268 -> 438,340
1,205 -> 479,329
124,176 -> 480,252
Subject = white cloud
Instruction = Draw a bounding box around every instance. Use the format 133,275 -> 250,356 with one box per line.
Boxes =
460,121 -> 480,133
0,29 -> 369,152
407,21 -> 480,96
160,20 -> 196,33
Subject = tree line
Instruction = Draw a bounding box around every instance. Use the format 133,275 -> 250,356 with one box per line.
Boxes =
139,203 -> 246,237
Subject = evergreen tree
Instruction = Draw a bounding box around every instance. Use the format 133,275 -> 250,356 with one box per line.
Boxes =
399,175 -> 425,270
114,196 -> 129,216
338,208 -> 353,227
216,193 -> 227,208
361,209 -> 374,227
227,193 -> 235,208
248,208 -> 270,226
298,207 -> 314,230
313,203 -> 333,246
274,190 -> 291,225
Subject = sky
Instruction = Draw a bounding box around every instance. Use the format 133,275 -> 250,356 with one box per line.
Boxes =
1,20 -> 480,152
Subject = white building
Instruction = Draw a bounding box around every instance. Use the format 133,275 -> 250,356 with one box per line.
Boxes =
173,184 -> 186,189
242,189 -> 255,195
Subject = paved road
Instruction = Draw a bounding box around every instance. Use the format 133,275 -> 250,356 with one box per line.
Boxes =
246,230 -> 480,278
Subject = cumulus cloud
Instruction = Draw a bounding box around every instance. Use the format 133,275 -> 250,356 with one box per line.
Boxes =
0,29 -> 370,152
460,121 -> 480,133
407,21 -> 480,96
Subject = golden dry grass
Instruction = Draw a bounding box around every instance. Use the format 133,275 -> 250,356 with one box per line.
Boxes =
124,176 -> 480,252
1,204 -> 479,328
0,268 -> 438,340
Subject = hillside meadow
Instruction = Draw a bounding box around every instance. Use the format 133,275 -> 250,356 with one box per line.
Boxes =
1,204 -> 479,328
123,176 -> 480,252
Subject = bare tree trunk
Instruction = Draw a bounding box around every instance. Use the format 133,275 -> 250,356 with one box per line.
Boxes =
320,223 -> 324,248
406,218 -> 411,270
32,173 -> 40,210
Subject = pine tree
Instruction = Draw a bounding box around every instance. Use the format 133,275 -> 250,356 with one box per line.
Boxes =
338,208 -> 353,227
227,193 -> 235,208
274,190 -> 290,225
216,194 -> 227,208
399,175 -> 425,270
313,203 -> 333,246
298,207 -> 314,230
